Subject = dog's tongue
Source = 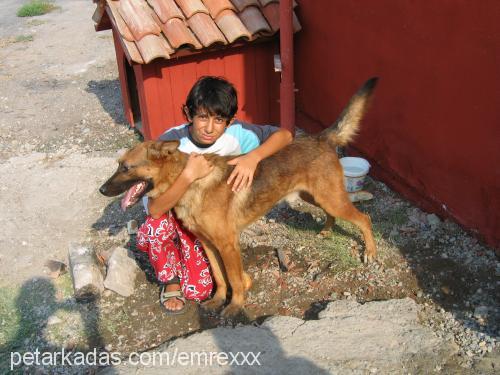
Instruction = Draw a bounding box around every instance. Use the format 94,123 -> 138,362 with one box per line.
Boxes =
121,182 -> 147,211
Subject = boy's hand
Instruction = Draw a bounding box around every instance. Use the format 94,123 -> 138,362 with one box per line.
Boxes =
182,153 -> 214,183
227,153 -> 260,192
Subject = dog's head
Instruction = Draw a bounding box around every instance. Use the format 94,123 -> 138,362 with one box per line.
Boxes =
99,140 -> 183,210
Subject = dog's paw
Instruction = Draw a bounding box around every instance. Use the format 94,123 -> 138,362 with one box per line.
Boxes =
201,298 -> 225,311
363,252 -> 376,263
221,303 -> 243,318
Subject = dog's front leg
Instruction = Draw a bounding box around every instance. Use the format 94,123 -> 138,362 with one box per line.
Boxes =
199,240 -> 228,311
218,241 -> 246,318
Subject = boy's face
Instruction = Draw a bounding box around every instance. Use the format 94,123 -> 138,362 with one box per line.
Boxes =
188,109 -> 230,145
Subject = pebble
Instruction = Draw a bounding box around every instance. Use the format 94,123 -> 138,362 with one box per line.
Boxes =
47,316 -> 62,325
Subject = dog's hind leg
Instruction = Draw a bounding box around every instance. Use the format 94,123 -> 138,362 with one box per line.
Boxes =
199,240 -> 228,311
312,190 -> 377,262
299,191 -> 336,236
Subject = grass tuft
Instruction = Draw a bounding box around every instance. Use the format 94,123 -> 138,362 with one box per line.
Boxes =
17,1 -> 56,17
14,34 -> 34,43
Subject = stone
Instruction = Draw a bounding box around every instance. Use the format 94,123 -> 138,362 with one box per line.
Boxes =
427,213 -> 441,227
104,247 -> 139,297
44,259 -> 67,279
47,316 -> 62,325
474,306 -> 489,320
349,190 -> 374,203
68,242 -> 104,302
275,248 -> 291,272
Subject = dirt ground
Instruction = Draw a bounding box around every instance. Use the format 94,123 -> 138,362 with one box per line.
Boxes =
0,1 -> 498,374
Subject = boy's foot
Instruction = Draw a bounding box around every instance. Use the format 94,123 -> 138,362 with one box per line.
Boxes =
160,284 -> 186,315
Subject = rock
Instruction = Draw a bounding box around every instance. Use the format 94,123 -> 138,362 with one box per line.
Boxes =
104,247 -> 139,297
44,259 -> 67,279
441,286 -> 451,295
276,248 -> 291,272
427,214 -> 441,227
68,242 -> 104,302
349,190 -> 374,203
474,306 -> 489,321
47,316 -> 62,325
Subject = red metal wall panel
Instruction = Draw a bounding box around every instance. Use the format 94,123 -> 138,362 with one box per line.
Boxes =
139,42 -> 281,140
294,0 -> 500,248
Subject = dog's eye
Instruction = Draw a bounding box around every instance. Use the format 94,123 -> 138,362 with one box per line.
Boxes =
120,165 -> 130,173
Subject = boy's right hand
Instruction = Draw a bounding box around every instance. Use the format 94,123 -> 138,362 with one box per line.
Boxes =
181,153 -> 214,183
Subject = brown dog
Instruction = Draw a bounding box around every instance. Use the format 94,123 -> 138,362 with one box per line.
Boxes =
100,78 -> 378,317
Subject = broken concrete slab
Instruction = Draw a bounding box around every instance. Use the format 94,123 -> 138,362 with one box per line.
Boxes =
103,246 -> 139,297
68,242 -> 104,302
99,298 -> 458,374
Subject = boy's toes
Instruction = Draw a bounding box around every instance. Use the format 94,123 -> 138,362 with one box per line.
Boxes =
164,298 -> 184,311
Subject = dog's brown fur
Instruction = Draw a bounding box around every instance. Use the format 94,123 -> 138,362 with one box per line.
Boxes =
100,78 -> 378,317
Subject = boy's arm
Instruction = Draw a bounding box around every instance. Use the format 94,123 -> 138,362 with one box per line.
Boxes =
227,128 -> 293,192
148,153 -> 214,219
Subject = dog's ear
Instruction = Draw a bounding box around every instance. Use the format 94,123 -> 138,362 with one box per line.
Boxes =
147,141 -> 180,160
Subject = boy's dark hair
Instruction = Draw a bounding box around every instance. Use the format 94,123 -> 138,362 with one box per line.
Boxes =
184,76 -> 238,122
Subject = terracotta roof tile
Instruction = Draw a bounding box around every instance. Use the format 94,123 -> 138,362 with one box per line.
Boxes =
261,2 -> 301,33
147,0 -> 184,23
176,0 -> 209,18
204,0 -> 236,18
258,0 -> 298,7
257,0 -> 275,6
107,0 -> 135,42
97,0 -> 301,63
239,6 -> 271,35
260,2 -> 279,32
187,12 -> 227,47
216,9 -> 251,43
230,0 -> 260,12
161,17 -> 203,49
119,0 -> 161,40
123,38 -> 145,64
136,33 -> 174,63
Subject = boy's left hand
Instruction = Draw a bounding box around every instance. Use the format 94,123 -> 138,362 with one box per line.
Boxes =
227,154 -> 260,192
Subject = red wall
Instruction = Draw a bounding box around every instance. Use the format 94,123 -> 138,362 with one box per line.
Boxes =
294,1 -> 500,248
136,42 -> 281,140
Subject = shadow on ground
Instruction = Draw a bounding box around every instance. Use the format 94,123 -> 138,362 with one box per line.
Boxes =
0,278 -> 118,374
86,79 -> 127,126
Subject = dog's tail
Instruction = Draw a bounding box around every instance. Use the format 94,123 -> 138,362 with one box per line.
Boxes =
321,77 -> 378,146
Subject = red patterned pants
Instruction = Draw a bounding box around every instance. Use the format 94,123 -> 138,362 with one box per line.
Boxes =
136,212 -> 213,302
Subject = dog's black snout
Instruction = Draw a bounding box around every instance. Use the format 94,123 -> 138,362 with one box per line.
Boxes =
99,185 -> 107,195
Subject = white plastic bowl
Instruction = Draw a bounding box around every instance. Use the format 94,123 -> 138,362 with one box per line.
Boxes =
340,157 -> 371,192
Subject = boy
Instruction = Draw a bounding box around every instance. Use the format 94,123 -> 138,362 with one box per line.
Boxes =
136,76 -> 292,314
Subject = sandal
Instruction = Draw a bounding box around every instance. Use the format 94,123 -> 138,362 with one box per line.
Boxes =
160,285 -> 187,315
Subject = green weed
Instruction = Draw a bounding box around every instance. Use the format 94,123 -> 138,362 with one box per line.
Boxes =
17,1 -> 56,17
